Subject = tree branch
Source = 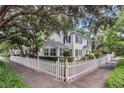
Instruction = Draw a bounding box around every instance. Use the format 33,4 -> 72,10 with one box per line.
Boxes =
0,31 -> 21,42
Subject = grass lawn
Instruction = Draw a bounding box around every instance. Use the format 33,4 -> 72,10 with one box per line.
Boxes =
0,61 -> 30,88
106,58 -> 124,88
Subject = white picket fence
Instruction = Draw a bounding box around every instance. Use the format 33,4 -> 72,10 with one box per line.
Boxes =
10,54 -> 113,82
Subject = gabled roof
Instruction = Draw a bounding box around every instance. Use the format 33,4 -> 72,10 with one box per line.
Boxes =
47,31 -> 92,42
43,40 -> 68,49
70,31 -> 92,41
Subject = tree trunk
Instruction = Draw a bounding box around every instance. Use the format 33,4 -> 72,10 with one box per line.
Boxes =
18,45 -> 24,56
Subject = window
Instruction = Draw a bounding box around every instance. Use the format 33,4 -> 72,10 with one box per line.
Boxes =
68,35 -> 71,43
63,36 -> 65,44
79,50 -> 82,55
87,41 -> 88,46
60,49 -> 64,56
82,38 -> 83,44
64,35 -> 71,43
75,49 -> 82,57
75,35 -> 78,43
75,35 -> 82,44
50,49 -> 56,56
80,37 -> 82,44
75,49 -> 78,57
44,49 -> 49,56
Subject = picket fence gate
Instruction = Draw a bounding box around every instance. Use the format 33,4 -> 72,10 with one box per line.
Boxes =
10,54 -> 113,82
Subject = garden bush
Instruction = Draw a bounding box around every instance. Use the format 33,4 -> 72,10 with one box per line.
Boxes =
84,54 -> 95,60
63,50 -> 72,57
0,52 -> 10,58
113,44 -> 124,56
93,52 -> 103,58
39,56 -> 60,61
99,48 -> 109,54
106,59 -> 124,88
39,56 -> 73,62
0,61 -> 30,88
63,50 -> 73,62
64,56 -> 73,62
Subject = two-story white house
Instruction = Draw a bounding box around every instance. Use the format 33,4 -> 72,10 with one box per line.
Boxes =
39,31 -> 92,60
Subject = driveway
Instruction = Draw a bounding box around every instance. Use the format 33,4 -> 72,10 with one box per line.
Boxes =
5,60 -> 117,88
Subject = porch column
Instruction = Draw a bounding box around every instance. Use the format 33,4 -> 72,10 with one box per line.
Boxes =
57,48 -> 60,57
48,49 -> 50,56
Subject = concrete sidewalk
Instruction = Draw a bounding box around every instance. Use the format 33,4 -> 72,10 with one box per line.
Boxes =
5,60 -> 117,88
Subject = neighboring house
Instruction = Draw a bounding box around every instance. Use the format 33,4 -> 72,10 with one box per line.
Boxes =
11,49 -> 21,56
10,45 -> 32,56
39,31 -> 92,60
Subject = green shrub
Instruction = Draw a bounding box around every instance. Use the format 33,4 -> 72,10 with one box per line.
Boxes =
39,56 -> 73,62
94,52 -> 103,58
39,56 -> 58,61
84,54 -> 95,60
63,50 -> 72,57
113,44 -> 124,56
0,52 -> 10,58
99,48 -> 108,54
63,50 -> 73,62
0,61 -> 30,88
106,59 -> 124,88
65,57 -> 73,62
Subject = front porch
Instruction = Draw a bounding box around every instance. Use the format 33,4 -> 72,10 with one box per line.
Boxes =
43,48 -> 65,57
40,39 -> 69,57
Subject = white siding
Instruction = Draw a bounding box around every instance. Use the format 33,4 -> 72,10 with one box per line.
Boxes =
49,32 -> 73,48
49,32 -> 63,43
41,31 -> 92,60
82,37 -> 88,46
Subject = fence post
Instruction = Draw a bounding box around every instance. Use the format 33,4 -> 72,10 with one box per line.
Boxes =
65,58 -> 69,82
57,58 -> 60,79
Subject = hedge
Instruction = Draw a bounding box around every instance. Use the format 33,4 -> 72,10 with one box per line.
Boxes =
0,52 -> 10,58
106,58 -> 124,88
0,61 -> 30,88
39,56 -> 73,62
93,52 -> 103,58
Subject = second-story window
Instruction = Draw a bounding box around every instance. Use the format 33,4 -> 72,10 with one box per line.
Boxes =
63,35 -> 71,43
75,35 -> 78,43
63,36 -> 65,44
68,35 -> 71,43
75,35 -> 82,44
80,37 -> 82,44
